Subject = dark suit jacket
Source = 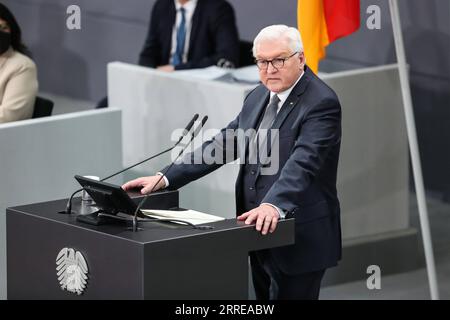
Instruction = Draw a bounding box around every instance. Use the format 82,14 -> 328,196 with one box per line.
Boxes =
164,66 -> 342,275
139,0 -> 240,70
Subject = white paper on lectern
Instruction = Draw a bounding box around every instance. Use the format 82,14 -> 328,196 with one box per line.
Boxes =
141,209 -> 225,225
229,65 -> 259,83
174,66 -> 229,80
174,65 -> 260,84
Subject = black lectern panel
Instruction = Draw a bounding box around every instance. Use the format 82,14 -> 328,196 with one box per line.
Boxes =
6,190 -> 294,299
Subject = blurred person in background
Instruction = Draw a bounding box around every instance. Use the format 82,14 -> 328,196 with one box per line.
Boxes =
97,0 -> 239,108
0,3 -> 38,124
139,0 -> 240,71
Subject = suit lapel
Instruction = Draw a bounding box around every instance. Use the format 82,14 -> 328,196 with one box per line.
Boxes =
236,89 -> 268,195
163,2 -> 177,60
248,91 -> 270,130
265,68 -> 312,161
188,0 -> 203,59
271,68 -> 311,131
243,90 -> 270,151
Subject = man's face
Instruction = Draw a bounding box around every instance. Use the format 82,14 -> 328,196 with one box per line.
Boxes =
255,38 -> 305,93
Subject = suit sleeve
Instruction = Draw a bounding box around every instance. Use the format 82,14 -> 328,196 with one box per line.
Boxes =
175,1 -> 240,70
138,2 -> 161,67
162,112 -> 241,190
261,97 -> 342,213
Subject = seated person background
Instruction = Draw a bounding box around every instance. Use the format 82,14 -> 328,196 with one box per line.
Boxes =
0,3 -> 38,124
139,0 -> 240,72
96,0 -> 240,108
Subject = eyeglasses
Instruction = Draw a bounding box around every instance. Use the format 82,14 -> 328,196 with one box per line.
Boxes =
255,52 -> 299,70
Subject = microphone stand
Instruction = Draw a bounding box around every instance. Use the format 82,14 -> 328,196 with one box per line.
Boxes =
130,116 -> 209,232
60,114 -> 199,215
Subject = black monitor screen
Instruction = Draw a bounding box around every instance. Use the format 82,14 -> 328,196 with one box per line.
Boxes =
74,175 -> 144,217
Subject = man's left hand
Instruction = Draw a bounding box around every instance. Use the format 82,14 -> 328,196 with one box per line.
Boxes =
237,204 -> 279,235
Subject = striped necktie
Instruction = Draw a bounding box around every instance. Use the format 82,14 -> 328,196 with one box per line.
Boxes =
172,7 -> 186,67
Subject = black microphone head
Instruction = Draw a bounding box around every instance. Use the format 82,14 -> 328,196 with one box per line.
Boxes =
185,114 -> 199,132
177,114 -> 199,145
192,115 -> 208,138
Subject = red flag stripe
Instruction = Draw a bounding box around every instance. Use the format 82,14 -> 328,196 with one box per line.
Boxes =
323,0 -> 361,43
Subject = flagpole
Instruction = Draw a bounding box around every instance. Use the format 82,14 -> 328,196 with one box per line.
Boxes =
388,0 -> 439,300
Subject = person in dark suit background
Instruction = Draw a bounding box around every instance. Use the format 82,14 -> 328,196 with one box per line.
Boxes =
96,0 -> 239,108
123,25 -> 342,300
139,0 -> 240,72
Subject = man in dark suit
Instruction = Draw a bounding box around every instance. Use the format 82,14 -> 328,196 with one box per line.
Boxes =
139,0 -> 240,71
123,25 -> 342,300
96,0 -> 240,107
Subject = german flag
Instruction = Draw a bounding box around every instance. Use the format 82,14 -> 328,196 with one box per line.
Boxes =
298,0 -> 361,73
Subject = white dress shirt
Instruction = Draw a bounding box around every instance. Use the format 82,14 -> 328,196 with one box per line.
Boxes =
170,0 -> 197,65
269,71 -> 304,115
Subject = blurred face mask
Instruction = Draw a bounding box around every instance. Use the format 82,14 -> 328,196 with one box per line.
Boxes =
0,31 -> 11,55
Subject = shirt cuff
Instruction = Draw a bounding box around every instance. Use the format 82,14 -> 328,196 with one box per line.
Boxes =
261,203 -> 286,219
156,172 -> 169,188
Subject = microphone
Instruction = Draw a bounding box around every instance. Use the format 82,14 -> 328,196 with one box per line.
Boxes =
101,113 -> 199,181
129,116 -> 209,232
60,114 -> 199,214
217,58 -> 235,69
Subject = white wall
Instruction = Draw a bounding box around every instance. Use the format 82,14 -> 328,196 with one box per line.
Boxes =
0,109 -> 123,299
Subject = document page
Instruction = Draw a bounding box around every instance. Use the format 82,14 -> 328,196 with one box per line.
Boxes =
141,209 -> 225,225
174,66 -> 229,80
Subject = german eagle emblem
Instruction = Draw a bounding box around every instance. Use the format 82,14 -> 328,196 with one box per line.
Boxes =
56,248 -> 89,295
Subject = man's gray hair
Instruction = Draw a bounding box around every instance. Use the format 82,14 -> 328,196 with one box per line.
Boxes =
252,25 -> 303,57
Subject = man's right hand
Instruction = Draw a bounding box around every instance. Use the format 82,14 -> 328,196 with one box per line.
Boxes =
122,176 -> 166,194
